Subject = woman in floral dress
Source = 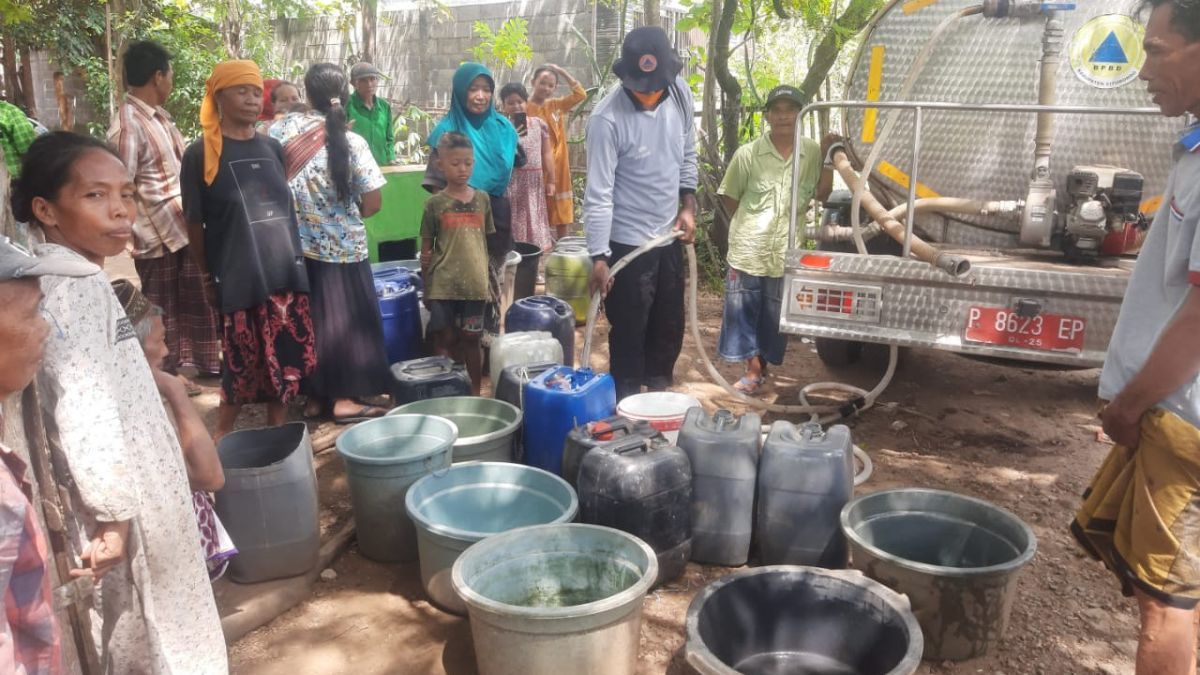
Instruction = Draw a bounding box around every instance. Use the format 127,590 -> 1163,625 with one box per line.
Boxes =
499,82 -> 555,253
16,131 -> 227,673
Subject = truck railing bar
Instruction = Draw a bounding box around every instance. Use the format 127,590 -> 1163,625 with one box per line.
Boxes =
788,100 -> 1164,254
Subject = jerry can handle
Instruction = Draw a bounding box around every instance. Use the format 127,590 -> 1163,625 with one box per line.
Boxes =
606,435 -> 650,455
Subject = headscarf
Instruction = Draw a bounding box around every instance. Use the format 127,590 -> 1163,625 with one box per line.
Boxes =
427,63 -> 518,197
200,60 -> 265,186
260,78 -> 282,121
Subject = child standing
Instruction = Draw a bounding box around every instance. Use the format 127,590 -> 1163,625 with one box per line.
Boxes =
499,83 -> 555,253
717,85 -> 836,393
421,132 -> 495,394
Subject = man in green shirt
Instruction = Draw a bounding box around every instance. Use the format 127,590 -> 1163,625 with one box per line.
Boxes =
717,85 -> 835,393
346,62 -> 395,166
0,101 -> 36,178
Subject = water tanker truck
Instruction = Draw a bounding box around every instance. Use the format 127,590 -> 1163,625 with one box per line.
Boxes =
782,0 -> 1185,368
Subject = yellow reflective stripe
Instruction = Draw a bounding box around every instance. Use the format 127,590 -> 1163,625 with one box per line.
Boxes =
878,161 -> 941,199
863,46 -> 885,144
902,0 -> 939,14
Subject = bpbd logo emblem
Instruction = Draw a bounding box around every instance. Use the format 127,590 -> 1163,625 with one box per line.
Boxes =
1068,14 -> 1146,89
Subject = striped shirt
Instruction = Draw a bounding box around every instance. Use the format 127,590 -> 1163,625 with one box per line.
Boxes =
0,442 -> 60,675
108,94 -> 189,259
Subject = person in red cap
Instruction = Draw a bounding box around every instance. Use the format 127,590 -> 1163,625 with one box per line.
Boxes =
584,26 -> 698,400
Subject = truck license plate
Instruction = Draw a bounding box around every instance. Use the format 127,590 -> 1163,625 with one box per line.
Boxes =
964,306 -> 1085,353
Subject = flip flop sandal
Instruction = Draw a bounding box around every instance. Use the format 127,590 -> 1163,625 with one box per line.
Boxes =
333,405 -> 388,425
733,375 -> 765,394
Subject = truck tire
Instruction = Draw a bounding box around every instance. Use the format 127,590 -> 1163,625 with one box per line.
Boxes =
815,338 -> 864,367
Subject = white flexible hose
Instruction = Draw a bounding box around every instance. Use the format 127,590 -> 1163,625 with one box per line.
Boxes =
850,5 -> 985,255
578,230 -> 899,424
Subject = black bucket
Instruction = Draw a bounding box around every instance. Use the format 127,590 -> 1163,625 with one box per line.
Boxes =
685,565 -> 923,675
513,241 -> 541,301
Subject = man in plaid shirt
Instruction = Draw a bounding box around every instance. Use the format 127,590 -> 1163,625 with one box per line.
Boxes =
0,237 -> 99,673
0,101 -> 35,178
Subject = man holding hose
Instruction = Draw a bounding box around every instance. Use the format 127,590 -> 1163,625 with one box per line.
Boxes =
584,26 -> 698,400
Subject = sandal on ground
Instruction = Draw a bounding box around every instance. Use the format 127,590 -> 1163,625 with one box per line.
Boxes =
733,375 -> 765,394
333,405 -> 388,425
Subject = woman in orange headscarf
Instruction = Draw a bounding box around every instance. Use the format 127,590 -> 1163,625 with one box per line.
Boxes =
179,60 -> 316,439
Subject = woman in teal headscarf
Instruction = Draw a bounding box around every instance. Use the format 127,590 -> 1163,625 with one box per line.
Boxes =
424,62 -> 523,338
428,63 -> 519,197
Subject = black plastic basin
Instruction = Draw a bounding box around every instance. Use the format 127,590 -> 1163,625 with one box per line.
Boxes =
685,566 -> 923,675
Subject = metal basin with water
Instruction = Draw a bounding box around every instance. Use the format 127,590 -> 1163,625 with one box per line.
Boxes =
451,523 -> 657,675
841,488 -> 1037,661
389,397 -> 521,463
406,462 -> 577,614
685,566 -> 923,675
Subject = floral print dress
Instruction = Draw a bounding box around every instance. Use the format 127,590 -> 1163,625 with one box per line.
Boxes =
36,244 -> 227,674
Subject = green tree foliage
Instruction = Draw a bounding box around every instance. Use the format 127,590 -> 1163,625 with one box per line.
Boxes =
469,17 -> 534,70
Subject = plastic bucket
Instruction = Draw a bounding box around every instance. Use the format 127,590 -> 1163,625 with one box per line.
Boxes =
215,422 -> 320,583
841,488 -> 1037,661
685,566 -> 923,675
335,414 -> 457,562
617,393 -> 702,443
452,523 -> 658,675
501,249 -> 522,331
513,241 -> 541,301
388,397 -> 522,463
406,462 -> 577,613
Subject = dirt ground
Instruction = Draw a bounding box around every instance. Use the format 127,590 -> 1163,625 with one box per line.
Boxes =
215,293 -> 1137,675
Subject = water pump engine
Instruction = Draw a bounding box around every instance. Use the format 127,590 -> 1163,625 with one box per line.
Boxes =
1062,165 -> 1144,260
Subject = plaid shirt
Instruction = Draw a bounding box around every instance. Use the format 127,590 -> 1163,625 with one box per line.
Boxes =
0,101 -> 36,178
0,442 -> 60,675
108,94 -> 189,259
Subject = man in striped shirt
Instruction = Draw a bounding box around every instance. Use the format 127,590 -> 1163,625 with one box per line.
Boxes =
108,41 -> 221,387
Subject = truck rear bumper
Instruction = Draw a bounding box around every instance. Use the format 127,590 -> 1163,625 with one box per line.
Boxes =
779,251 -> 1132,368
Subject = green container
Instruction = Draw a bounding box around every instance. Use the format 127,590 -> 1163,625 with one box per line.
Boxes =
545,246 -> 592,325
388,397 -> 522,463
365,165 -> 430,263
335,414 -> 456,562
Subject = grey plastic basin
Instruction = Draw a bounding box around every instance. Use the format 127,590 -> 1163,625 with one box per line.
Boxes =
451,524 -> 658,675
389,397 -> 521,463
406,462 -> 577,614
335,414 -> 456,562
841,488 -> 1037,661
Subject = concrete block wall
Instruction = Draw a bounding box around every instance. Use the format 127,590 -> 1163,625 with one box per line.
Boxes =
27,51 -> 95,131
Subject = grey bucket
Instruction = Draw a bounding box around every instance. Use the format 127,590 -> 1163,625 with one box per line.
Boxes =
388,397 -> 522,463
215,422 -> 320,583
841,488 -> 1037,661
406,462 -> 577,613
451,523 -> 658,675
335,414 -> 457,562
685,566 -> 923,675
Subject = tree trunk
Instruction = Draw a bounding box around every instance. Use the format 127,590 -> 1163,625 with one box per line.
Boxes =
1,34 -> 20,104
700,0 -> 721,155
18,47 -> 36,115
643,0 -> 660,27
361,0 -> 378,64
221,0 -> 243,58
712,0 -> 741,163
798,0 -> 881,103
54,71 -> 73,131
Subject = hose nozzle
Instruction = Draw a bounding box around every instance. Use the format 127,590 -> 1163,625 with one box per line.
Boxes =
934,253 -> 972,277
